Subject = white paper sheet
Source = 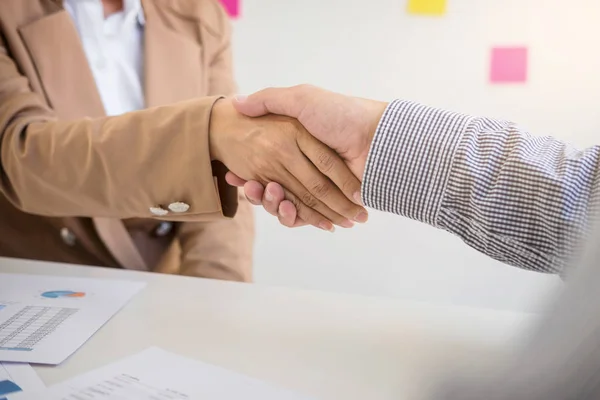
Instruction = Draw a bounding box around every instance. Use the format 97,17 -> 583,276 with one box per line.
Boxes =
0,273 -> 145,365
11,347 -> 314,400
0,362 -> 45,399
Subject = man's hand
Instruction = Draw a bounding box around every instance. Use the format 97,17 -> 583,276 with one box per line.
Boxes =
210,98 -> 368,231
232,85 -> 387,179
225,85 -> 387,228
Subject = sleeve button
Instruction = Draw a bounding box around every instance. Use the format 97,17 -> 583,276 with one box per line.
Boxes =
150,206 -> 169,216
168,202 -> 190,213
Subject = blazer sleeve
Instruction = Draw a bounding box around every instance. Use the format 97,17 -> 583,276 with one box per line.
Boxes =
0,35 -> 236,222
174,0 -> 255,281
177,187 -> 254,282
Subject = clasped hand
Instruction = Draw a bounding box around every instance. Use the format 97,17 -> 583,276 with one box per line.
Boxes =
209,85 -> 388,230
209,92 -> 366,230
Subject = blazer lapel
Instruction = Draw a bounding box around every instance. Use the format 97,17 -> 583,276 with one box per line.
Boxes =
29,0 -> 207,114
141,0 -> 206,108
18,9 -> 105,120
16,0 -> 206,270
18,4 -> 148,271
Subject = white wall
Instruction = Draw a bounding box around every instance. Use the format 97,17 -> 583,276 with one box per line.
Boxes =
229,0 -> 600,312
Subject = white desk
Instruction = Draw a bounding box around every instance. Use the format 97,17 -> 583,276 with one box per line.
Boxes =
0,257 -> 541,400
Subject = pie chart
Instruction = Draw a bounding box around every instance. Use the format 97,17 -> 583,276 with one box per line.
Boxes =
41,291 -> 86,299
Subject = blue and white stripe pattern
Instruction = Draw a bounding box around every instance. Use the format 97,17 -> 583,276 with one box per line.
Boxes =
362,100 -> 600,274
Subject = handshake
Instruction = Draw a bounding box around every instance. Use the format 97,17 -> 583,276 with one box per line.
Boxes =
209,84 -> 388,231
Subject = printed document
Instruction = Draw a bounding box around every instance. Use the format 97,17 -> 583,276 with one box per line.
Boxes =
0,362 -> 44,399
11,347 -> 314,399
0,273 -> 145,364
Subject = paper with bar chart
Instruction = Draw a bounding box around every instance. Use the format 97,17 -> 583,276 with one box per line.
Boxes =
0,273 -> 145,365
0,362 -> 45,400
11,347 -> 313,400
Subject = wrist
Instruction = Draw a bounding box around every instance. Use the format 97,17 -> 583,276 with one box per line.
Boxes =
354,101 -> 388,180
366,101 -> 388,148
208,98 -> 229,162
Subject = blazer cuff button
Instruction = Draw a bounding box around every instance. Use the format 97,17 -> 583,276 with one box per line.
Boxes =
168,202 -> 190,213
150,206 -> 169,216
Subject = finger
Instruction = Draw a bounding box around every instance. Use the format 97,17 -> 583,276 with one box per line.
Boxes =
262,182 -> 285,216
225,171 -> 247,187
297,135 -> 369,223
233,86 -> 310,118
257,186 -> 307,228
280,186 -> 335,232
280,168 -> 354,229
243,181 -> 265,205
277,200 -> 301,227
285,147 -> 363,225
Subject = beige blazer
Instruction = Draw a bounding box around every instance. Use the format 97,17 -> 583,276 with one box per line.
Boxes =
0,0 -> 254,281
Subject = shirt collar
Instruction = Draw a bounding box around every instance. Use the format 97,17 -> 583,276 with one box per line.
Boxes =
63,0 -> 146,26
124,0 -> 146,26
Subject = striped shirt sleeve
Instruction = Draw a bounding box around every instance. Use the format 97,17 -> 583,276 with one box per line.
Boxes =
362,100 -> 600,274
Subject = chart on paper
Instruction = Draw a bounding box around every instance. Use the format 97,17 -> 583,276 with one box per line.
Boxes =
0,273 -> 145,364
0,306 -> 77,352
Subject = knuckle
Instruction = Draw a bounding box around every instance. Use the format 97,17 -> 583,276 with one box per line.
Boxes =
342,177 -> 360,194
327,212 -> 346,225
295,205 -> 318,226
301,191 -> 318,208
293,84 -> 313,103
316,150 -> 336,173
296,83 -> 313,93
289,195 -> 303,210
310,180 -> 330,199
342,204 -> 359,218
293,84 -> 308,92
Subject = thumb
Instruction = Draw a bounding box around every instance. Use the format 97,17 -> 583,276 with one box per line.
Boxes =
232,87 -> 304,118
232,94 -> 267,117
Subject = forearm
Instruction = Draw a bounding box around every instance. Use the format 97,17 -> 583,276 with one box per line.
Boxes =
1,97 -> 229,219
362,100 -> 600,274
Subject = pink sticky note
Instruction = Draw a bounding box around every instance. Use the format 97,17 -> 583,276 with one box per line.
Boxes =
490,47 -> 528,83
219,0 -> 240,18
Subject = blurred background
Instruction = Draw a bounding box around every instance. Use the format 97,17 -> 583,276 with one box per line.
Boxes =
228,0 -> 600,313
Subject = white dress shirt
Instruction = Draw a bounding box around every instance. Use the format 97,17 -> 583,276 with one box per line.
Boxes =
64,0 -> 145,116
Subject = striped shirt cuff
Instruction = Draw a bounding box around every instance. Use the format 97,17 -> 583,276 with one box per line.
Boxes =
362,100 -> 473,226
